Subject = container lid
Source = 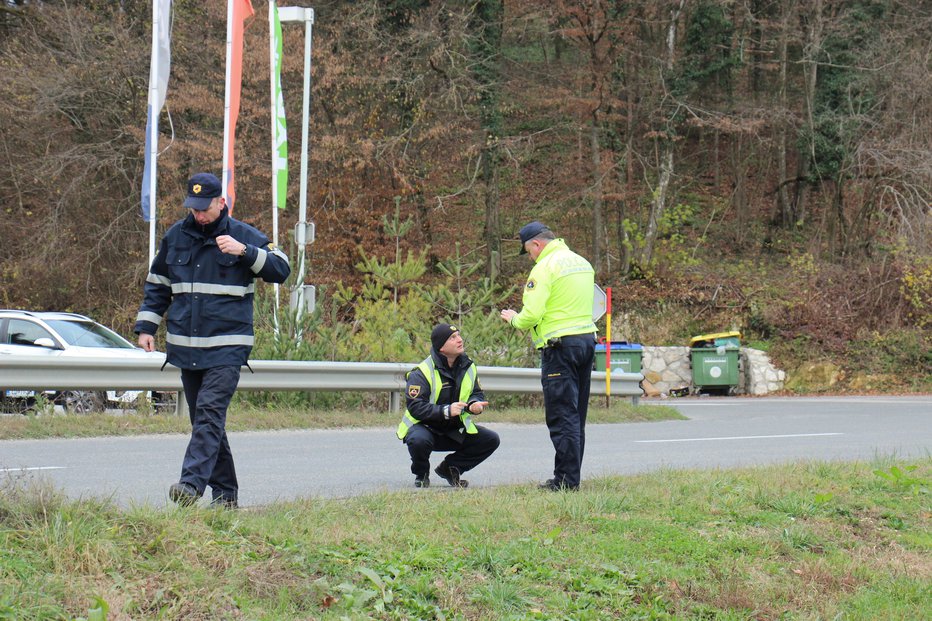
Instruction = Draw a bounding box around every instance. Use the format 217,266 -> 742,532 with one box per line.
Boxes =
689,331 -> 741,346
596,341 -> 643,351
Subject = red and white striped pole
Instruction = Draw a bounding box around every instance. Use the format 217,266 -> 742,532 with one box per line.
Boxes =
605,287 -> 612,406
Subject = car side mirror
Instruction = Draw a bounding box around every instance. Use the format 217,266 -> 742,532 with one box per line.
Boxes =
33,337 -> 58,349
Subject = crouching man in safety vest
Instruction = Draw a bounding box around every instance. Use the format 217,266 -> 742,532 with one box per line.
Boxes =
397,323 -> 500,488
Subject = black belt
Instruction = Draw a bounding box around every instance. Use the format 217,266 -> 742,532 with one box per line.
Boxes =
543,334 -> 595,349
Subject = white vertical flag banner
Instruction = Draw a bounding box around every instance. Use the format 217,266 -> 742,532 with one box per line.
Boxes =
142,0 -> 172,261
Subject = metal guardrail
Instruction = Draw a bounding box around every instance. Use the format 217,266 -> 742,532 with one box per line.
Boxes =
0,354 -> 643,411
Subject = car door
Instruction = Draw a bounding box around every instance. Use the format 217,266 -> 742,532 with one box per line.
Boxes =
0,318 -> 62,356
0,318 -> 62,401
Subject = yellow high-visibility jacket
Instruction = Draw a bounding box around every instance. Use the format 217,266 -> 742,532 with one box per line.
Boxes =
397,355 -> 480,440
510,238 -> 597,348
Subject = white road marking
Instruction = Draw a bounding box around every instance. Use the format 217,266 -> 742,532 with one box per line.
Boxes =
635,432 -> 844,443
671,398 -> 931,405
0,466 -> 66,472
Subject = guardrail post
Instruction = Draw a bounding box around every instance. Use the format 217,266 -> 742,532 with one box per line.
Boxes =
174,392 -> 187,417
389,391 -> 402,413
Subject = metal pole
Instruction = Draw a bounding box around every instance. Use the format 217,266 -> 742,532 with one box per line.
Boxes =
146,1 -> 161,267
295,12 -> 313,328
278,7 -> 314,338
605,286 -> 612,407
221,0 -> 235,209
269,0 -> 281,334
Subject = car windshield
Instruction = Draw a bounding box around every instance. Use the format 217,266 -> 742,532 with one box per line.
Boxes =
45,319 -> 135,349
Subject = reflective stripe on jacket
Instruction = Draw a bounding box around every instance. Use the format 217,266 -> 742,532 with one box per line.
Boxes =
397,356 -> 479,440
134,208 -> 290,369
509,238 -> 597,348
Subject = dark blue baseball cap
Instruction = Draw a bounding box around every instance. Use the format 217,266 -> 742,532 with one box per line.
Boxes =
183,172 -> 222,210
518,221 -> 551,254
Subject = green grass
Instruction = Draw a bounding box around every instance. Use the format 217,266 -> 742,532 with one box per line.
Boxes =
0,400 -> 681,440
1,459 -> 928,619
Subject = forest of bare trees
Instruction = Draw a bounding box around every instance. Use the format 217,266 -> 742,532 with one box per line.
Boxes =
0,0 -> 929,383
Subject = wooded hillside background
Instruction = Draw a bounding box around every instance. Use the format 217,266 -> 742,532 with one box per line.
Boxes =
0,0 -> 929,388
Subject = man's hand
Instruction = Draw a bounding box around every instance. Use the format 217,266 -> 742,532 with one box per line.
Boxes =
468,401 -> 489,415
500,309 -> 517,323
216,234 -> 246,257
138,333 -> 155,352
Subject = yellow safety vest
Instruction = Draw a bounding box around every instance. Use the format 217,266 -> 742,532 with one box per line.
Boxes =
397,356 -> 479,440
510,238 -> 597,348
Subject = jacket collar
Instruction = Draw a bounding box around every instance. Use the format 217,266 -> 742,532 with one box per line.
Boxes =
182,207 -> 231,240
534,238 -> 567,263
430,347 -> 472,373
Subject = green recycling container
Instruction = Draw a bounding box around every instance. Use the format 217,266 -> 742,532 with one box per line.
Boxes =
689,331 -> 740,389
594,341 -> 643,374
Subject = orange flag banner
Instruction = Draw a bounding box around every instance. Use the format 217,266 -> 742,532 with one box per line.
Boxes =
222,0 -> 255,214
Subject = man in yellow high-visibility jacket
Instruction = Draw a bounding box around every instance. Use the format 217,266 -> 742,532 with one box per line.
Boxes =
501,222 -> 597,491
398,323 -> 499,488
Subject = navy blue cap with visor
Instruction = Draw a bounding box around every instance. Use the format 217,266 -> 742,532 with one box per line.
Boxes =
518,221 -> 551,254
183,172 -> 222,211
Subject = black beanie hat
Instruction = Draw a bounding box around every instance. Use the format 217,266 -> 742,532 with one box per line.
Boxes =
431,323 -> 459,352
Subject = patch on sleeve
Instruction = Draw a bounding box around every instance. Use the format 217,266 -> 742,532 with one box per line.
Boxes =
407,385 -> 422,398
526,279 -> 536,290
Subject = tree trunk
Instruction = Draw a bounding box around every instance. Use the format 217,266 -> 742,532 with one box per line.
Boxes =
590,113 -> 603,272
621,86 -> 634,276
833,175 -> 849,256
481,143 -> 501,278
469,0 -> 504,279
731,135 -> 748,247
644,147 -> 673,266
642,0 -> 684,267
793,0 -> 823,226
776,0 -> 792,226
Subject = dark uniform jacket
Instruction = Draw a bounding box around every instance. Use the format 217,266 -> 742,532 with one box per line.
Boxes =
404,348 -> 486,441
134,207 -> 290,369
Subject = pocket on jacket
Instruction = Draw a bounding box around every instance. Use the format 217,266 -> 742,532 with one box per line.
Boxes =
166,250 -> 191,279
216,253 -> 239,268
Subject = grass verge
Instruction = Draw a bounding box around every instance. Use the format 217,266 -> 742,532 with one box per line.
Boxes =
1,458 -> 928,619
0,400 -> 681,440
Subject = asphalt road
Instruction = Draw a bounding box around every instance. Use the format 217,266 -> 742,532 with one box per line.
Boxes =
1,395 -> 929,508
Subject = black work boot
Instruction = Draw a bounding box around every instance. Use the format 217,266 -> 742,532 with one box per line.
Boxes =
169,482 -> 202,506
538,478 -> 578,492
414,474 -> 430,488
435,463 -> 469,488
210,496 -> 239,509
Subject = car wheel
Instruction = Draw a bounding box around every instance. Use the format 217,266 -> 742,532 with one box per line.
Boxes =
58,391 -> 106,414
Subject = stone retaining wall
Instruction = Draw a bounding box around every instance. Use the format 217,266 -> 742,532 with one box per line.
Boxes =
639,346 -> 785,396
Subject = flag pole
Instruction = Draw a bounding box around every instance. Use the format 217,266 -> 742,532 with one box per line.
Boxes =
269,0 -> 280,332
279,6 -> 315,340
146,3 -> 160,267
295,9 -> 313,329
221,0 -> 235,212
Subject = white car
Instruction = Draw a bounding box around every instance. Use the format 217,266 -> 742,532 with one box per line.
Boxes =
0,310 -> 173,413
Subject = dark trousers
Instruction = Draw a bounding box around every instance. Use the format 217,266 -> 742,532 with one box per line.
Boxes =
540,334 -> 595,488
404,424 -> 500,478
180,366 -> 241,502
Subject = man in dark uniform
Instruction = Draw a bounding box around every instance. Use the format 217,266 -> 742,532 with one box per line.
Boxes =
501,222 -> 597,491
135,172 -> 290,508
397,323 -> 500,488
